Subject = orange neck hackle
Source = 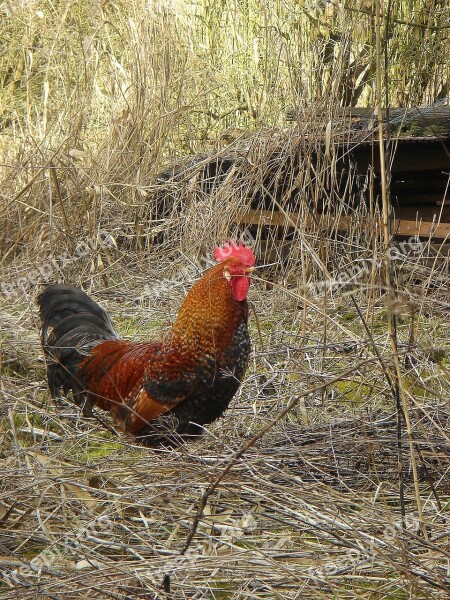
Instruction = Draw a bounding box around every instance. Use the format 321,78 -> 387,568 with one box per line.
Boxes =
170,243 -> 255,356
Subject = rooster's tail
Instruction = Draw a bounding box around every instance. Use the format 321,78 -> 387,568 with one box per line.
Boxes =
38,284 -> 117,399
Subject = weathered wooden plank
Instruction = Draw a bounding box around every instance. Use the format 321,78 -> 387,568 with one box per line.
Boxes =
394,219 -> 450,238
286,104 -> 450,128
237,208 -> 450,239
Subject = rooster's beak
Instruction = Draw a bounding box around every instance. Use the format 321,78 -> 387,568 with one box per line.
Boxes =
245,267 -> 255,274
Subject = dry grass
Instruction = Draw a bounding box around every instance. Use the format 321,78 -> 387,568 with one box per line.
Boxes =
1,1 -> 450,598
1,280 -> 450,598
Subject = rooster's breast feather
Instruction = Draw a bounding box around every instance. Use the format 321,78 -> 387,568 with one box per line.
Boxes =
125,350 -> 219,432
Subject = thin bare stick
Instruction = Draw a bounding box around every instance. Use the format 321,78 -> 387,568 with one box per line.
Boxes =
375,0 -> 425,539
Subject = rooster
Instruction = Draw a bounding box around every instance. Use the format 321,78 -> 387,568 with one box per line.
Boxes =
38,241 -> 255,446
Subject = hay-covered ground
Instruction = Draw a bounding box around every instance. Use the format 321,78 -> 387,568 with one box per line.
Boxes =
1,1 -> 450,597
1,249 -> 449,599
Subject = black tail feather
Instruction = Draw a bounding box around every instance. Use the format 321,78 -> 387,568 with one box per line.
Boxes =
38,284 -> 117,399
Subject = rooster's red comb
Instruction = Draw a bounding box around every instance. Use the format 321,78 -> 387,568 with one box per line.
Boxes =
213,240 -> 255,267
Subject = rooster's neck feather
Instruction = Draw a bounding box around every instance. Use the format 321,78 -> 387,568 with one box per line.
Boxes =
169,261 -> 248,357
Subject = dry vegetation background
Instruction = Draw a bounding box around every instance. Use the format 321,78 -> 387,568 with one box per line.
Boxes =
1,0 -> 450,598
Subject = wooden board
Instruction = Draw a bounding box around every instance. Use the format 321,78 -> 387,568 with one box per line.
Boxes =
237,208 -> 450,239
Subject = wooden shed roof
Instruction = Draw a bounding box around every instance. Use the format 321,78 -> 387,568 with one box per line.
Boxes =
153,102 -> 450,241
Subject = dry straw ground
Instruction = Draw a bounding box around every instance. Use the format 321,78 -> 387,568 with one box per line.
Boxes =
1,1 -> 450,598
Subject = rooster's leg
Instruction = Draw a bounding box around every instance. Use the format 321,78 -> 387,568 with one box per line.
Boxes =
73,391 -> 94,418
